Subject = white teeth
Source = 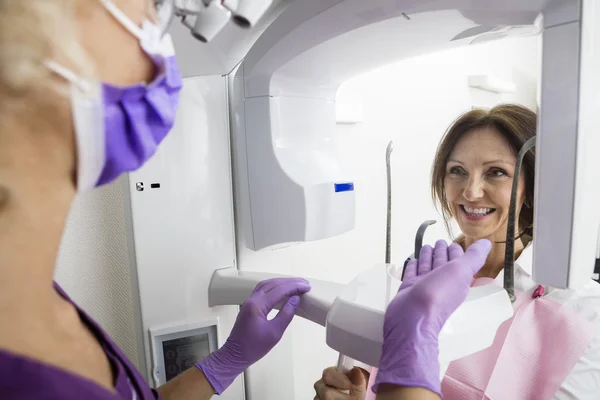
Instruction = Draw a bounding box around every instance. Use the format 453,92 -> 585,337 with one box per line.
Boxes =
464,206 -> 493,215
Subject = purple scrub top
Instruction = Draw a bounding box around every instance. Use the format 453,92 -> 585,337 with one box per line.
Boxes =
0,282 -> 160,399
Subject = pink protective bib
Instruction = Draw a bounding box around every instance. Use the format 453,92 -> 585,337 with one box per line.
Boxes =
443,278 -> 594,399
365,279 -> 594,400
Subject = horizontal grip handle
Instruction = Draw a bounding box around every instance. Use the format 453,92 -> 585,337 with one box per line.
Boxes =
208,267 -> 347,326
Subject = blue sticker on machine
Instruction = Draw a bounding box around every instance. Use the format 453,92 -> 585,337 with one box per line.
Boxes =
334,182 -> 355,192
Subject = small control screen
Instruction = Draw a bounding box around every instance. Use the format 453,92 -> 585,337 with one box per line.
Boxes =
162,333 -> 212,382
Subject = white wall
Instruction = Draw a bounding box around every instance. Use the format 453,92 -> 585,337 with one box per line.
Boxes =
238,36 -> 540,400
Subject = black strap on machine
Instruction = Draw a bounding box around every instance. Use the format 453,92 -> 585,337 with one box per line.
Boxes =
594,257 -> 600,283
400,220 -> 437,280
503,136 -> 536,303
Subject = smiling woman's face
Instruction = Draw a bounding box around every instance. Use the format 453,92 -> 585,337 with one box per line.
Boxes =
444,127 -> 525,242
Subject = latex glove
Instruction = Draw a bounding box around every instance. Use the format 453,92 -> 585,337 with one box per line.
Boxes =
373,239 -> 492,396
197,277 -> 311,394
314,366 -> 369,400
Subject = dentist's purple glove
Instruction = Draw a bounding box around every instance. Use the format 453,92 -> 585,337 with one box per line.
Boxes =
197,277 -> 311,394
373,239 -> 492,396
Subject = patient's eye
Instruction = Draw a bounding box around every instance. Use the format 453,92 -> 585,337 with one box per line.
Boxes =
488,168 -> 508,177
448,166 -> 465,176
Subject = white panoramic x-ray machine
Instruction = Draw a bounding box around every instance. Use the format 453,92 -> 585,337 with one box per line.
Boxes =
129,0 -> 600,397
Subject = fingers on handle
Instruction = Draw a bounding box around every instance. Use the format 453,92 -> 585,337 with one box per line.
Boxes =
256,277 -> 310,294
258,278 -> 311,309
322,367 -> 353,390
252,279 -> 270,293
313,379 -> 325,399
402,259 -> 418,281
348,367 -> 367,394
253,277 -> 291,294
417,245 -> 433,275
314,376 -> 348,400
448,243 -> 465,261
272,295 -> 301,331
432,240 -> 449,269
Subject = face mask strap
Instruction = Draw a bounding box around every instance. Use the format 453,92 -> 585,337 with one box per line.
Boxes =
503,136 -> 536,302
44,60 -> 91,93
154,0 -> 175,37
98,0 -> 145,40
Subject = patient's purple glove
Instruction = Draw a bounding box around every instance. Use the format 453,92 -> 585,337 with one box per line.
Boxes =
197,277 -> 311,394
373,239 -> 492,396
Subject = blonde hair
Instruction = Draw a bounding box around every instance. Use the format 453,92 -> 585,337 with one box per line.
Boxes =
0,0 -> 95,116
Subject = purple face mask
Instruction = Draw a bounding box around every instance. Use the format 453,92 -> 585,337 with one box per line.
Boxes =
45,0 -> 183,190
